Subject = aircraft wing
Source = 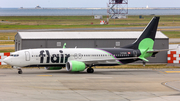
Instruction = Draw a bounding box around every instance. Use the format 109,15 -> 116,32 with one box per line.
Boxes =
78,57 -> 139,64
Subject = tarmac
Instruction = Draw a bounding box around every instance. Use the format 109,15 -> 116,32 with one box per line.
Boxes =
0,26 -> 180,32
0,68 -> 180,101
169,38 -> 180,43
0,44 -> 14,48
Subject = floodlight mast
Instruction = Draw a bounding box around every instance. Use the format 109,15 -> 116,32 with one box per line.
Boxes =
108,0 -> 128,19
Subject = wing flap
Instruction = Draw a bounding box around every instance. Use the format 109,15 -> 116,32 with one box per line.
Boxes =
77,57 -> 139,65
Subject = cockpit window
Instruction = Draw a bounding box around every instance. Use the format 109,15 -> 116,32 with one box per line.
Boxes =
10,54 -> 19,57
14,54 -> 19,57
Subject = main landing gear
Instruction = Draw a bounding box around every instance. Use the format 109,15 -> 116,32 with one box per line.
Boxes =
87,67 -> 94,73
18,69 -> 23,74
143,61 -> 146,67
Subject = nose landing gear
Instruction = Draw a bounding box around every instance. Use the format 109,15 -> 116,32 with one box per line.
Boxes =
18,69 -> 23,74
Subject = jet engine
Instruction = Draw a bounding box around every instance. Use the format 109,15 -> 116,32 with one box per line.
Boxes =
66,61 -> 86,72
45,67 -> 63,70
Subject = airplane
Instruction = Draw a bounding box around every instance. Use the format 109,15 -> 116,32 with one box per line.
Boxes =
3,16 -> 169,74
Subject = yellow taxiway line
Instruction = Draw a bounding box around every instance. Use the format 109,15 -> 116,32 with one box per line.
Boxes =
165,71 -> 180,73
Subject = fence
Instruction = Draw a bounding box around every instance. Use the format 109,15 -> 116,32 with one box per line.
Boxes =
168,44 -> 180,63
0,52 -> 11,65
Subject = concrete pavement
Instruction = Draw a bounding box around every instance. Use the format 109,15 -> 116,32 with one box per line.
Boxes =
0,45 -> 14,47
0,68 -> 180,101
169,38 -> 180,43
0,26 -> 180,32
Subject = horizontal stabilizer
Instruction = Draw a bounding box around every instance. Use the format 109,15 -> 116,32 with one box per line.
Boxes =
139,57 -> 149,62
147,48 -> 177,53
139,48 -> 149,62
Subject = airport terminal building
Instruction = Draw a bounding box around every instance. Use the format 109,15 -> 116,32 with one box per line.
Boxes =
15,31 -> 168,63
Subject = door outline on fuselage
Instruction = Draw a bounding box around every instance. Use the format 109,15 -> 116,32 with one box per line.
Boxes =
133,50 -> 137,57
25,51 -> 30,61
74,53 -> 82,59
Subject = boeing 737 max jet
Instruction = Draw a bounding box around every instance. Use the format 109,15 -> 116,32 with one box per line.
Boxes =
3,17 -> 170,74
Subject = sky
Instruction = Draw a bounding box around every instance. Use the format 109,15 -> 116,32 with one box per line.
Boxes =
0,0 -> 180,8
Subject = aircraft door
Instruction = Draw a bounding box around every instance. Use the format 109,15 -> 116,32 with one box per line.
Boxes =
25,51 -> 30,61
133,50 -> 137,57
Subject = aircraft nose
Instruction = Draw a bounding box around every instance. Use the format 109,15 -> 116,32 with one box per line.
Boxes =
3,57 -> 11,65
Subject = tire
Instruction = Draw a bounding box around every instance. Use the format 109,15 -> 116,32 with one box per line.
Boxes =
18,70 -> 22,74
87,68 -> 94,73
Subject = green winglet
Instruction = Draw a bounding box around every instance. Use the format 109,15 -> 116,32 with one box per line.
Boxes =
63,43 -> 66,48
139,48 -> 149,62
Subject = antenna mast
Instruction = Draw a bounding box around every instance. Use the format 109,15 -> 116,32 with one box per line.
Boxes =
108,0 -> 128,19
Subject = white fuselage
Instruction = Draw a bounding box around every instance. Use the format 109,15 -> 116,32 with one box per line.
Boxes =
3,48 -> 126,67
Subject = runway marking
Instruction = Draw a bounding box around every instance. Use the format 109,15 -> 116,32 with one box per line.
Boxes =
152,69 -> 167,74
37,75 -> 52,76
158,71 -> 167,74
163,81 -> 180,92
165,71 -> 180,73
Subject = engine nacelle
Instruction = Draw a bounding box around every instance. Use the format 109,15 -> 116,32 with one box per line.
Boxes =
66,61 -> 86,72
45,67 -> 63,70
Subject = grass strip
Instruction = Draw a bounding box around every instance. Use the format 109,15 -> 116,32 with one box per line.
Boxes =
1,15 -> 180,30
0,47 -> 14,52
162,31 -> 180,38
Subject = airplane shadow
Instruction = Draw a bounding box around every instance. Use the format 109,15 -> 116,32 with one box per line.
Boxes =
19,69 -> 154,75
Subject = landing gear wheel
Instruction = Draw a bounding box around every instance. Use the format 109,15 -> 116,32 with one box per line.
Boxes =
18,69 -> 22,74
87,68 -> 94,73
143,61 -> 146,67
